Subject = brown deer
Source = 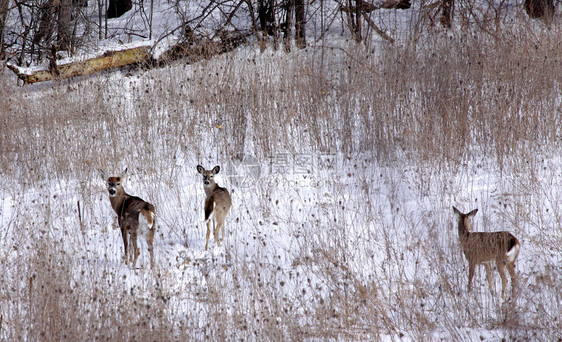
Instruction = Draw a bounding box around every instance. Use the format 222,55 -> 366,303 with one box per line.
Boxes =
100,168 -> 156,268
197,165 -> 232,250
452,207 -> 520,298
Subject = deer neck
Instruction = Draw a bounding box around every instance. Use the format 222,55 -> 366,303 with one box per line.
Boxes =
204,182 -> 218,197
109,189 -> 129,216
457,218 -> 471,241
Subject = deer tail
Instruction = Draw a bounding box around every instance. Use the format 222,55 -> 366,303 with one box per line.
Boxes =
506,238 -> 520,263
140,205 -> 155,229
204,196 -> 215,221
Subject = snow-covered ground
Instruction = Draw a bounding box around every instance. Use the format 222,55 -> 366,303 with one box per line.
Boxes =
1,1 -> 561,340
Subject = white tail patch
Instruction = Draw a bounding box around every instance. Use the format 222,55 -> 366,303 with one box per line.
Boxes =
138,211 -> 154,236
506,242 -> 520,264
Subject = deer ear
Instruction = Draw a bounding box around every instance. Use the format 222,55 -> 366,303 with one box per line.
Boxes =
99,169 -> 106,181
467,209 -> 478,217
213,165 -> 221,174
197,165 -> 204,174
120,168 -> 128,179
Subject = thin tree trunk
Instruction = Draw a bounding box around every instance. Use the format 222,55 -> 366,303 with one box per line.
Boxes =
104,0 -> 108,39
440,0 -> 454,28
0,0 -> 9,59
246,0 -> 266,52
344,0 -> 352,38
283,0 -> 294,52
97,0 -> 103,39
58,0 -> 73,51
257,0 -> 269,33
355,0 -> 362,42
344,0 -> 359,42
34,1 -> 57,48
295,0 -> 306,48
270,0 -> 278,50
149,0 -> 154,40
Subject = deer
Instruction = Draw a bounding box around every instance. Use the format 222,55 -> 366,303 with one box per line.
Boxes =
452,206 -> 520,298
100,168 -> 156,268
196,165 -> 232,250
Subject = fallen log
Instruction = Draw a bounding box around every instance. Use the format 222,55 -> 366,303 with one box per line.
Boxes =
157,30 -> 248,66
7,29 -> 249,85
7,45 -> 152,85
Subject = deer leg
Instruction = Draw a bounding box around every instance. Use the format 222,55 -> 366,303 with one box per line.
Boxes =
213,219 -> 222,247
220,214 -> 225,241
130,229 -> 139,268
484,263 -> 494,296
135,237 -> 140,260
205,219 -> 211,250
506,261 -> 517,296
120,225 -> 128,263
496,258 -> 508,298
147,227 -> 155,269
468,263 -> 475,292
213,213 -> 222,247
128,229 -> 135,264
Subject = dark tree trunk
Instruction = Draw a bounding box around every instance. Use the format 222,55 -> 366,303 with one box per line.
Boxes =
524,0 -> 554,19
258,0 -> 274,34
270,0 -> 278,49
283,0 -> 294,52
107,0 -> 132,19
257,0 -> 278,48
32,0 -> 80,57
34,1 -> 57,48
440,0 -> 454,28
58,0 -> 73,51
355,0 -> 362,42
245,0 -> 266,51
0,0 -> 8,60
344,0 -> 357,42
295,0 -> 306,49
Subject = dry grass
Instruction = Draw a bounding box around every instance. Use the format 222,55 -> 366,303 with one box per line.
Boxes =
1,21 -> 561,341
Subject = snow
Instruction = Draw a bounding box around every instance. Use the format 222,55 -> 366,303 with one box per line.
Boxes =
4,138 -> 559,339
1,0 -> 561,340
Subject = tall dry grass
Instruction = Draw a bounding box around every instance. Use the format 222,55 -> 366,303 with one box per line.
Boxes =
0,19 -> 561,341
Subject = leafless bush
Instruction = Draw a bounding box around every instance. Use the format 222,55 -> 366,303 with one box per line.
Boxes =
1,22 -> 561,340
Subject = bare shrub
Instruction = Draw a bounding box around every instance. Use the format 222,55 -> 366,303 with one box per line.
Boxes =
1,22 -> 561,340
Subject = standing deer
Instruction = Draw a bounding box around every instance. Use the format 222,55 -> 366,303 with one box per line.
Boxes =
100,168 -> 156,268
452,206 -> 520,298
197,165 -> 232,250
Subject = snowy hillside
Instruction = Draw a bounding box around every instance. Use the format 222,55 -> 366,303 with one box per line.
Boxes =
1,1 -> 562,341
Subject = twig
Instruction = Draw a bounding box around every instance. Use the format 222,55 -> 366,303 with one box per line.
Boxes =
362,12 -> 395,43
77,200 -> 82,228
